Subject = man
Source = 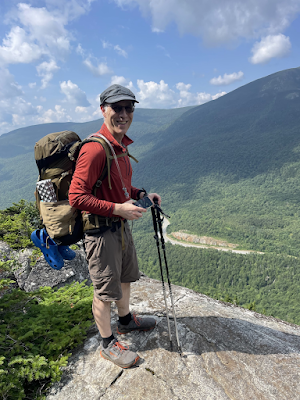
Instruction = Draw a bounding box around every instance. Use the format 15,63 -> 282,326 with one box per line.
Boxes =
69,84 -> 161,368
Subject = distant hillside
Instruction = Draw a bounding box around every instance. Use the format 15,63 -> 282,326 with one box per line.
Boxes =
0,107 -> 194,208
1,67 -> 300,255
130,67 -> 300,256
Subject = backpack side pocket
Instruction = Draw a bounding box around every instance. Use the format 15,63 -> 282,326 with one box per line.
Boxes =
39,200 -> 78,239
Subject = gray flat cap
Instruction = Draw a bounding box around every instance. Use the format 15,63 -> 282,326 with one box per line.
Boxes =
100,84 -> 139,105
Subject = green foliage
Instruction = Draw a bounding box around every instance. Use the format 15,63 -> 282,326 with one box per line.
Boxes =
0,199 -> 41,249
0,279 -> 15,290
132,213 -> 300,326
0,259 -> 18,272
29,249 -> 43,267
0,281 -> 94,399
246,301 -> 256,311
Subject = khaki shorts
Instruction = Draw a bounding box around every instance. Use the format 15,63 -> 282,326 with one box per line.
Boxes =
84,221 -> 140,301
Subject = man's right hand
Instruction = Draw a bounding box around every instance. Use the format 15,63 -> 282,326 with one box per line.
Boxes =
113,200 -> 147,220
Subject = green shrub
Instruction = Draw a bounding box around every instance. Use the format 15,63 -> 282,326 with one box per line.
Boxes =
0,281 -> 94,399
0,199 -> 41,249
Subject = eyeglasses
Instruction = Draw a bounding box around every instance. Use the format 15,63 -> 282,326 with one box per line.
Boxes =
107,104 -> 135,114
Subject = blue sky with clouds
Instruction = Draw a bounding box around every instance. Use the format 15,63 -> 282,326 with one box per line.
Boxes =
0,0 -> 300,135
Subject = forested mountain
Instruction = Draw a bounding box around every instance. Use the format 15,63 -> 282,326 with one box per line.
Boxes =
131,67 -> 300,256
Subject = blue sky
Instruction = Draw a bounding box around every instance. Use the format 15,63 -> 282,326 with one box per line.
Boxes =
0,0 -> 300,135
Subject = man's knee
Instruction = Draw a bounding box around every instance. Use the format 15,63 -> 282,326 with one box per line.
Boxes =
93,295 -> 111,312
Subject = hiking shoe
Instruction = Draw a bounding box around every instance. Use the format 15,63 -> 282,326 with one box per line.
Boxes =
117,313 -> 156,334
100,339 -> 139,368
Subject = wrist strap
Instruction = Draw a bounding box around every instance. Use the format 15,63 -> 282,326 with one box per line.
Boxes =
137,188 -> 147,200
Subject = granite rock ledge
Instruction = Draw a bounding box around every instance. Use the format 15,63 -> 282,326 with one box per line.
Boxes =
46,276 -> 300,400
1,241 -> 299,399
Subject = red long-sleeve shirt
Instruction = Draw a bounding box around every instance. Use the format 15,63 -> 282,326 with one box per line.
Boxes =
69,123 -> 140,217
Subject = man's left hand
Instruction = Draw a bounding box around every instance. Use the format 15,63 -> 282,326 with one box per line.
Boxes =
147,193 -> 162,207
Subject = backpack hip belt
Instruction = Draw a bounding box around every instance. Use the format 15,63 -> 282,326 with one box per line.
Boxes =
82,212 -> 125,233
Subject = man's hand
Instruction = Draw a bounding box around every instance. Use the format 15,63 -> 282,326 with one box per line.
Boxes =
147,193 -> 162,207
113,200 -> 147,220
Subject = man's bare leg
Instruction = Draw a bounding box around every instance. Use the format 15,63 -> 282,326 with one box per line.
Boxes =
116,282 -> 131,317
92,283 -> 131,337
92,295 -> 112,338
95,285 -> 139,368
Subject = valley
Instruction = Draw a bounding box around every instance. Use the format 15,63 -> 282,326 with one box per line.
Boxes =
162,218 -> 264,254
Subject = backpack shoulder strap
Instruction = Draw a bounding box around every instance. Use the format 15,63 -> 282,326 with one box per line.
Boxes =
125,146 -> 138,164
81,137 -> 113,191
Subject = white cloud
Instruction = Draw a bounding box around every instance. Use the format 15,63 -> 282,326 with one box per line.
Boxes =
83,58 -> 113,76
74,105 -> 99,122
76,43 -> 113,76
114,45 -> 128,58
16,3 -> 70,54
102,40 -> 111,49
134,79 -> 226,108
113,0 -> 300,45
176,82 -> 226,107
28,82 -> 36,89
76,43 -> 85,56
0,26 -> 42,65
60,80 -> 91,107
0,77 -> 40,133
102,40 -> 128,57
36,59 -> 60,89
92,108 -> 102,118
0,68 -> 23,99
210,71 -> 244,86
250,34 -> 291,64
152,27 -> 164,33
137,80 -> 177,108
75,106 -> 89,113
12,101 -> 38,125
57,0 -> 96,21
0,3 -> 72,66
39,105 -> 71,124
212,92 -> 227,100
110,76 -> 134,90
111,75 -> 127,85
0,1 -> 95,67
13,97 -> 37,116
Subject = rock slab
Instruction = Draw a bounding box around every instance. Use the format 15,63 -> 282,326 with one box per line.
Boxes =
46,277 -> 300,400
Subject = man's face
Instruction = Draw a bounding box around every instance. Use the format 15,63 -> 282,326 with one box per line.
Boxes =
101,100 -> 134,140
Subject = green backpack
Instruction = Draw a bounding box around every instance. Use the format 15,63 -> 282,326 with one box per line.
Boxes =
34,130 -> 135,245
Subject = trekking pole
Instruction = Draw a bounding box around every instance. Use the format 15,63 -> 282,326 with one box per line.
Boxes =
154,200 -> 182,354
151,205 -> 173,351
151,199 -> 182,354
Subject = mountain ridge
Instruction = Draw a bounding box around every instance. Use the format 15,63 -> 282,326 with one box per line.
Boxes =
1,67 -> 300,256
